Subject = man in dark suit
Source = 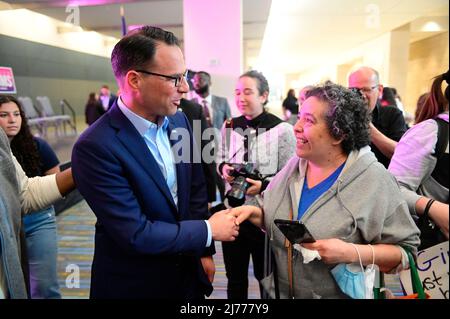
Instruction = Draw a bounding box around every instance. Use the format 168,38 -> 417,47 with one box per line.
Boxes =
191,71 -> 231,202
178,98 -> 217,206
191,71 -> 231,130
99,84 -> 117,112
72,26 -> 238,299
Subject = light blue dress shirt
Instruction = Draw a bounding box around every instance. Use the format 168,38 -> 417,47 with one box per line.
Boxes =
117,97 -> 212,247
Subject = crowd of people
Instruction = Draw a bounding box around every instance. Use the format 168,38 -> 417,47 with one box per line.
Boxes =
0,25 -> 448,299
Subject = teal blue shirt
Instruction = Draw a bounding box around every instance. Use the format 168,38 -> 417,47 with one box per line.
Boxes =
298,162 -> 345,221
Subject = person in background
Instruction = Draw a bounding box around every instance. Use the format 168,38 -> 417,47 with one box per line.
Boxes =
217,70 -> 296,299
389,71 -> 449,250
391,87 -> 406,113
98,85 -> 117,112
282,89 -> 298,125
85,92 -> 105,126
228,82 -> 419,299
191,71 -> 232,204
0,128 -> 74,299
0,95 -> 62,298
191,71 -> 232,131
348,67 -> 407,168
381,87 -> 398,108
178,98 -> 217,207
414,92 -> 430,124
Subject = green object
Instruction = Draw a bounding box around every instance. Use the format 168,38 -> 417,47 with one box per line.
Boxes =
374,247 -> 426,299
405,248 -> 427,299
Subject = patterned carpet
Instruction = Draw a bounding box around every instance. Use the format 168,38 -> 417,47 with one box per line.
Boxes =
56,200 -> 260,299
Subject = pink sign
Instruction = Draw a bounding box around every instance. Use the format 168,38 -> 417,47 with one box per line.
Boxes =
0,67 -> 16,94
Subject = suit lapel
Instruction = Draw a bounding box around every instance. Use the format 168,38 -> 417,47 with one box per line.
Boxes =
211,95 -> 219,113
109,104 -> 178,212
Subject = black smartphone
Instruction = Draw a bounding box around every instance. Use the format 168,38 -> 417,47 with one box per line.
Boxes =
273,219 -> 315,244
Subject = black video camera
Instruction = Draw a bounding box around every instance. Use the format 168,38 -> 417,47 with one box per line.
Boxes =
225,162 -> 262,207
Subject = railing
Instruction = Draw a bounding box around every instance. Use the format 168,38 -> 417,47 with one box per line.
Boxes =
60,99 -> 77,134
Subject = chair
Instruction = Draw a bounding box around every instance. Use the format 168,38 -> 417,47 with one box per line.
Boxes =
17,96 -> 58,137
35,96 -> 76,136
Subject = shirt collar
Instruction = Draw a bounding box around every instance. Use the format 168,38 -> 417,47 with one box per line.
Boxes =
195,92 -> 212,104
117,96 -> 169,137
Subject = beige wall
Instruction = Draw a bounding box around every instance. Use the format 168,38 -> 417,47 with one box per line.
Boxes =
405,32 -> 449,115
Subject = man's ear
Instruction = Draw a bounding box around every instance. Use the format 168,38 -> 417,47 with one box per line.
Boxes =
125,70 -> 140,90
377,84 -> 384,99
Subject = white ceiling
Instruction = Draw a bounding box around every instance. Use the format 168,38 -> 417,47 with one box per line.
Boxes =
259,0 -> 449,74
3,0 -> 271,69
2,0 -> 448,74
3,0 -> 271,40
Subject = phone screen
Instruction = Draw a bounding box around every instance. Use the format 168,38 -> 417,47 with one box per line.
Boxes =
273,219 -> 315,244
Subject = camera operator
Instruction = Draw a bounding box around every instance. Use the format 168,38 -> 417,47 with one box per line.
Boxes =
217,70 -> 296,299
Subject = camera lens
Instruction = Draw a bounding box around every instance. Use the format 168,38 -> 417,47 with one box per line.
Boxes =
226,176 -> 248,207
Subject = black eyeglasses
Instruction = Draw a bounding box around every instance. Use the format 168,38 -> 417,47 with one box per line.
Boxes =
135,69 -> 188,87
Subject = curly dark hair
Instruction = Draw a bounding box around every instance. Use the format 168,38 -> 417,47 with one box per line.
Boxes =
306,81 -> 371,155
0,95 -> 42,177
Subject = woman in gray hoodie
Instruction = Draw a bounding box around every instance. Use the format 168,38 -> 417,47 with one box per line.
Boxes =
230,82 -> 420,299
0,129 -> 74,298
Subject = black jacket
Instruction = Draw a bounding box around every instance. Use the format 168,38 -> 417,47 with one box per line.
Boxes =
371,101 -> 407,168
179,98 -> 217,202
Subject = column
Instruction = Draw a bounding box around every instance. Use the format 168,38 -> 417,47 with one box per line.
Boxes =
183,0 -> 243,115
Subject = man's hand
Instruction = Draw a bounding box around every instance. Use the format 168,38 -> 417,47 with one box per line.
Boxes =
246,178 -> 262,196
208,209 -> 239,241
200,256 -> 215,283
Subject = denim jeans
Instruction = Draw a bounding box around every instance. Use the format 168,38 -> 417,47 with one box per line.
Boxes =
23,206 -> 61,299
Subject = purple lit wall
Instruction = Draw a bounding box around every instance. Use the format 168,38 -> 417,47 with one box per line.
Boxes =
183,0 -> 242,111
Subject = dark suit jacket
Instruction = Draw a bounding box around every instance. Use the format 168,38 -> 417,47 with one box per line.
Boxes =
191,95 -> 231,130
178,98 -> 217,202
98,93 -> 117,112
72,103 -> 214,299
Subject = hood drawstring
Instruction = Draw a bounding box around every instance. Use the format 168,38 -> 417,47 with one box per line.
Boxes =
270,175 -> 294,240
336,179 -> 358,239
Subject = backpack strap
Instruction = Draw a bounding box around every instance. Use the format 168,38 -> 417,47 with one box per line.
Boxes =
432,118 -> 449,159
431,118 -> 449,190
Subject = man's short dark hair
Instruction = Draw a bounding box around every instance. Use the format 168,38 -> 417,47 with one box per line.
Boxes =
306,81 -> 370,155
111,26 -> 180,80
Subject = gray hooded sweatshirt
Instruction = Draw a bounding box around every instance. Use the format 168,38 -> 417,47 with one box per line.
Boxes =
0,130 -> 28,298
260,146 -> 420,299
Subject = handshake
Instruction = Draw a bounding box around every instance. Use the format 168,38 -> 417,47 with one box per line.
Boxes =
208,206 -> 263,241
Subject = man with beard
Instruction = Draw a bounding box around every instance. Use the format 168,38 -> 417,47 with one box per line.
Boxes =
191,71 -> 231,205
191,71 -> 231,130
